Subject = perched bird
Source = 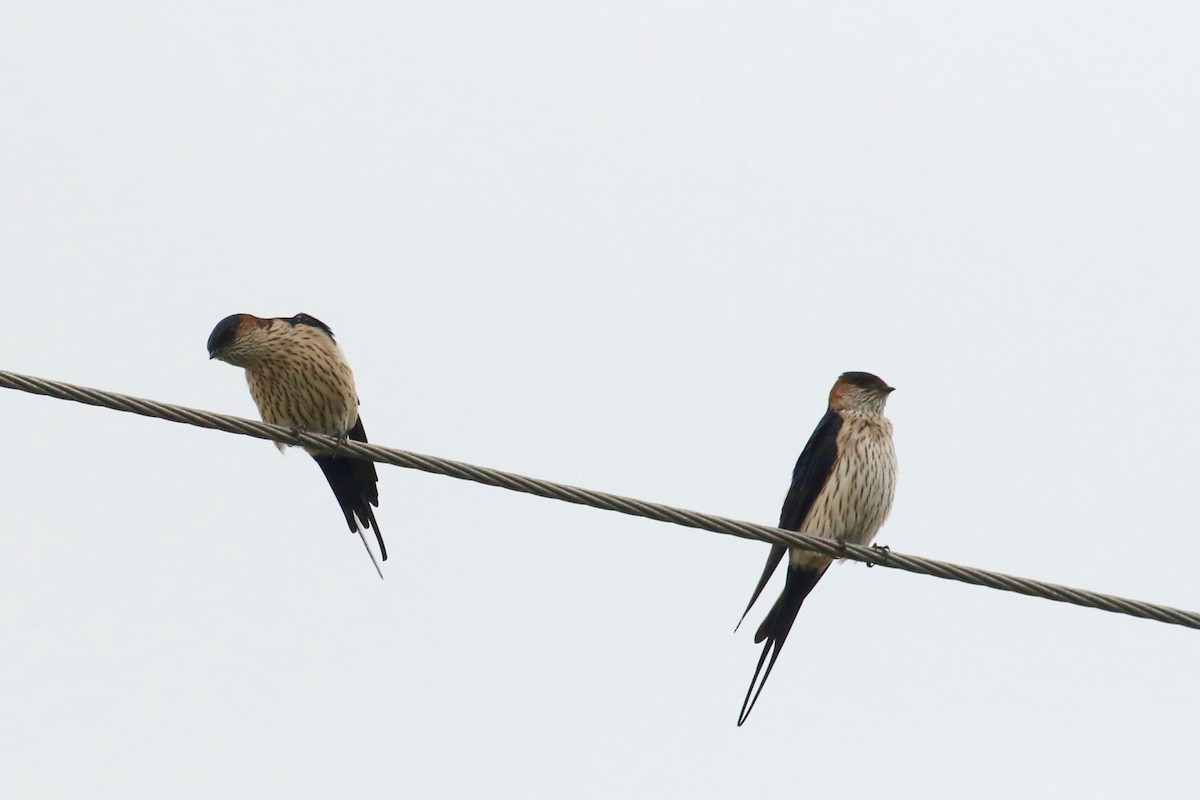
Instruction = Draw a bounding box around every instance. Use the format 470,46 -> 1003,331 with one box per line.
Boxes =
736,371 -> 896,725
207,313 -> 387,578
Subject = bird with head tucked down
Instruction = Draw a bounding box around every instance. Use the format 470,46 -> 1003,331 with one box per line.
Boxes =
207,312 -> 387,578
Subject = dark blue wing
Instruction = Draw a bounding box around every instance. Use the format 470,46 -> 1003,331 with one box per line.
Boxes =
778,408 -> 842,531
735,409 -> 842,627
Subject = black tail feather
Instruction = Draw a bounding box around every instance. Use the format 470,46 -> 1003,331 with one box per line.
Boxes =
737,563 -> 827,726
311,417 -> 387,562
735,543 -> 787,632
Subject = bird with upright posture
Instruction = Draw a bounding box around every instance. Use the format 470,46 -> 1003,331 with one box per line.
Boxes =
736,371 -> 897,725
207,313 -> 387,578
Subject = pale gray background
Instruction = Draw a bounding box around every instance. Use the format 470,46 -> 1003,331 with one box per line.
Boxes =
3,3 -> 1199,798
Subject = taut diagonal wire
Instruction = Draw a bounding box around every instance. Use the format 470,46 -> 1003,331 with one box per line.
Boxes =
3,367 -> 1199,630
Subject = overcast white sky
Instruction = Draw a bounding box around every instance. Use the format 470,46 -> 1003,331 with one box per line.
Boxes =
3,2 -> 1200,797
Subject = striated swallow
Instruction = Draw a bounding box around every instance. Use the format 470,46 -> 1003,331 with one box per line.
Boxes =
736,371 -> 897,725
207,313 -> 387,578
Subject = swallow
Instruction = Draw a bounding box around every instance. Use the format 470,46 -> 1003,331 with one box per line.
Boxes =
207,313 -> 387,577
736,371 -> 897,724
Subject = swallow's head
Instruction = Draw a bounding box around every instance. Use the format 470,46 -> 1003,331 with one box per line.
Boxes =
829,371 -> 894,414
207,313 -> 269,366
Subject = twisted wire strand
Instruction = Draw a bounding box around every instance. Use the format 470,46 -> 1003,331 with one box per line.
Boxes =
3,367 -> 1198,630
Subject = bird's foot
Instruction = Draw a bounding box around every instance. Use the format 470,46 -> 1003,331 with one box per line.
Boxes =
866,543 -> 891,567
